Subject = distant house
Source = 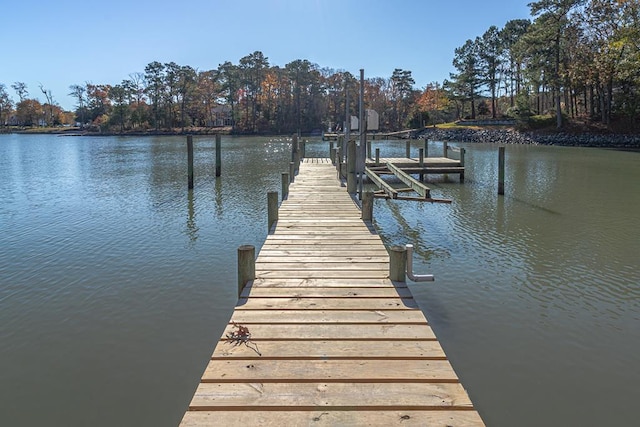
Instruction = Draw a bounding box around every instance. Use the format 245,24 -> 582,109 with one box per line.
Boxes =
210,105 -> 234,127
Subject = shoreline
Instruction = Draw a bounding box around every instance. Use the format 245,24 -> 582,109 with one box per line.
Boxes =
4,127 -> 640,149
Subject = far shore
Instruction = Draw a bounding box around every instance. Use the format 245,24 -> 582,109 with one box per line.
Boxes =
4,125 -> 640,149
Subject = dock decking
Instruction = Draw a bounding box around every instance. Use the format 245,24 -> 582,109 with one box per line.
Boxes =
181,158 -> 484,426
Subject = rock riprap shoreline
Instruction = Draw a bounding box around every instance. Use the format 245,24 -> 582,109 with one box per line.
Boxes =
417,128 -> 640,148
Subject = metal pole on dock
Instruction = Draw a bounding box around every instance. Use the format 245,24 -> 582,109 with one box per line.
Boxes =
362,191 -> 374,222
498,146 -> 505,195
281,173 -> 289,201
358,69 -> 366,200
215,134 -> 221,177
187,135 -> 194,189
389,246 -> 407,282
267,191 -> 278,232
237,245 -> 255,298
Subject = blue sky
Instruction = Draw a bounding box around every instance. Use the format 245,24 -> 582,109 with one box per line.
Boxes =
1,0 -> 532,110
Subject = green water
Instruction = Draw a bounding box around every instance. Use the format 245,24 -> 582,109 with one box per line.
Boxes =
1,134 -> 638,426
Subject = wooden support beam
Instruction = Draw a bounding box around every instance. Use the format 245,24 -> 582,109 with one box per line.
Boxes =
386,162 -> 431,199
365,167 -> 398,199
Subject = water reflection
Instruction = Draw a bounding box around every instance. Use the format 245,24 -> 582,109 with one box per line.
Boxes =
186,190 -> 198,244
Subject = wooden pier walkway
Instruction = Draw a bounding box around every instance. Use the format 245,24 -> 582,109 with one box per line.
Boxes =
181,158 -> 484,426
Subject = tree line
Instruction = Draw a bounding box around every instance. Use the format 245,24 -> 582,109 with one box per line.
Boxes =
448,0 -> 640,129
1,0 -> 638,133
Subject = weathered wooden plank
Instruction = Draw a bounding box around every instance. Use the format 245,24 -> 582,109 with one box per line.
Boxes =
188,382 -> 473,409
219,323 -> 434,340
182,410 -> 484,427
260,244 -> 388,254
240,287 -> 412,298
257,250 -> 389,257
273,226 -> 377,232
229,309 -> 426,324
251,278 -> 401,288
265,234 -> 382,240
201,359 -> 459,382
276,219 -> 367,224
212,339 -> 443,359
255,262 -> 389,271
256,270 -> 389,279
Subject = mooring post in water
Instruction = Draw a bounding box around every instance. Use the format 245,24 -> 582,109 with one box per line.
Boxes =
289,162 -> 295,183
406,140 -> 411,159
419,148 -> 425,181
498,146 -> 505,195
237,245 -> 255,298
267,191 -> 278,232
375,148 -> 380,166
389,245 -> 407,282
292,134 -> 300,173
424,138 -> 429,158
281,172 -> 289,201
367,139 -> 372,159
215,134 -> 221,177
187,135 -> 194,189
300,139 -> 306,159
347,139 -> 357,194
460,147 -> 465,183
362,191 -> 374,222
443,141 -> 448,158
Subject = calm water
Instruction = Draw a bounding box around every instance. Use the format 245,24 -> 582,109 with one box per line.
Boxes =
1,134 -> 638,426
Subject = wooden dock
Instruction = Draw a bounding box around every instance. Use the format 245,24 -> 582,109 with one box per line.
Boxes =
181,158 -> 484,426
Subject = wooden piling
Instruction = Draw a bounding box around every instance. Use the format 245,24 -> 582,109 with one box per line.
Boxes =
367,140 -> 372,159
329,140 -> 334,160
389,245 -> 407,282
419,148 -> 425,181
187,135 -> 194,189
362,191 -> 373,222
347,139 -> 357,194
215,134 -> 221,177
289,162 -> 295,183
267,191 -> 278,232
498,146 -> 505,195
424,138 -> 429,158
375,148 -> 380,166
281,173 -> 289,201
406,141 -> 411,159
443,141 -> 448,158
292,135 -> 300,172
237,245 -> 255,298
460,148 -> 465,183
